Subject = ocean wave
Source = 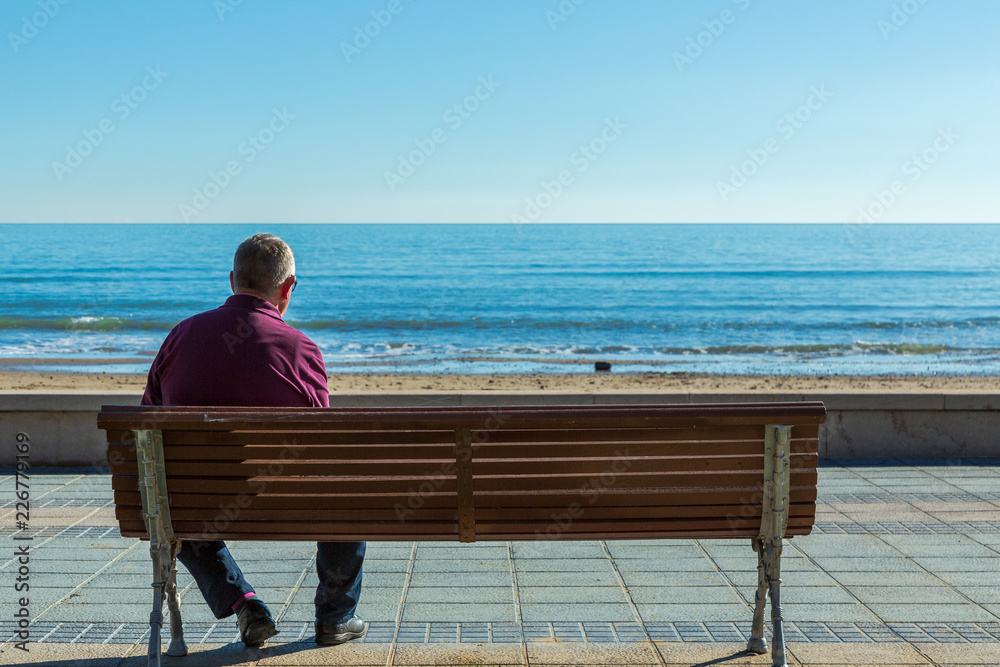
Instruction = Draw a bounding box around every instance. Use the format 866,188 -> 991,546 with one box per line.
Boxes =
325,342 -> 978,358
5,313 -> 1000,336
717,317 -> 1000,331
674,343 -> 958,356
290,317 -> 1000,333
0,316 -> 173,332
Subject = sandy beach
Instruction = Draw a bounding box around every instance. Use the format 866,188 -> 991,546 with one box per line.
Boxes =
2,366 -> 997,393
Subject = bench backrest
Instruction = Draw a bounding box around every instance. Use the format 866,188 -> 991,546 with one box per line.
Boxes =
99,402 -> 825,543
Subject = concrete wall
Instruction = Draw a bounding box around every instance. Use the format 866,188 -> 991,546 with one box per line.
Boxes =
2,391 -> 998,465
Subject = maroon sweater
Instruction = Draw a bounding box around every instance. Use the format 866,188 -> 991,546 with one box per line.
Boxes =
142,294 -> 328,408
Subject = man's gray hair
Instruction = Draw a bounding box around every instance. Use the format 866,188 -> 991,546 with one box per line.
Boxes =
233,233 -> 295,294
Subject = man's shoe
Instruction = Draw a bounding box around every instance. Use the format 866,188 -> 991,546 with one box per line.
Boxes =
315,614 -> 367,646
237,598 -> 278,647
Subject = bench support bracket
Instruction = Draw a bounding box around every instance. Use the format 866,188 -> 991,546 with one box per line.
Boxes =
455,428 -> 476,543
135,429 -> 187,667
747,424 -> 791,667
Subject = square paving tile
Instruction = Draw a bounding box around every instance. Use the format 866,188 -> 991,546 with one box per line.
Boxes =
408,571 -> 511,587
912,557 -> 1000,572
512,541 -> 605,558
400,602 -> 515,623
809,557 -> 925,573
787,642 -> 931,665
620,571 -> 730,587
529,642 -> 663,665
518,586 -> 627,604
416,544 -> 508,559
952,585 -> 1000,604
780,586 -> 859,605
781,603 -> 880,623
255,640 -> 390,665
628,586 -> 745,605
657,643 -> 791,665
795,537 -> 904,559
865,603 -> 1000,623
519,603 -> 635,622
605,543 -> 705,559
388,643 -> 520,666
410,559 -> 508,573
830,571 -> 947,587
514,558 -> 613,573
636,603 -> 750,622
516,570 -> 618,587
912,642 -> 1000,666
613,557 -> 718,573
402,586 -> 510,604
851,586 -> 973,605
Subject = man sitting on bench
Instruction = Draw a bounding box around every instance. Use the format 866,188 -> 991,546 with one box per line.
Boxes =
141,232 -> 366,647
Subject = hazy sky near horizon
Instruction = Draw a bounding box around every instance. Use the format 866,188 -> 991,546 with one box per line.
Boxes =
2,0 -> 998,224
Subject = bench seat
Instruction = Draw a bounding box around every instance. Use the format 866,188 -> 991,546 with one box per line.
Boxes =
98,401 -> 825,667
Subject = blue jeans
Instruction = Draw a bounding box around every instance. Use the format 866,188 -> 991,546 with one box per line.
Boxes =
178,540 -> 366,622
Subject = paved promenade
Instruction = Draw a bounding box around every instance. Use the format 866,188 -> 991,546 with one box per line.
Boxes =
1,459 -> 999,666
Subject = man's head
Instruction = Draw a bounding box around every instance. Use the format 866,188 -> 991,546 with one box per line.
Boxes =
230,233 -> 297,315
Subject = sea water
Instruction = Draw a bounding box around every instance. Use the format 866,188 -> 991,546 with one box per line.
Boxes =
2,223 -> 999,375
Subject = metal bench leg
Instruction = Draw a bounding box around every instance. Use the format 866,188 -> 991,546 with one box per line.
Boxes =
136,428 -> 178,667
148,544 -> 167,667
164,540 -> 188,656
747,537 -> 769,654
766,537 -> 787,667
751,424 -> 791,666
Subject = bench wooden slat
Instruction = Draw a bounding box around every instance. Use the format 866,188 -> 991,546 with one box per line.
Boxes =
118,530 -> 815,541
111,469 -> 813,495
109,438 -> 818,466
110,475 -> 459,494
471,471 -> 799,492
99,402 -> 825,420
114,513 -> 818,539
118,524 -> 816,541
122,528 -> 809,543
124,516 -> 818,532
115,503 -> 816,521
97,403 -> 827,432
102,402 -> 824,412
114,503 -> 816,523
110,453 -> 817,478
107,423 -> 819,447
102,415 -> 824,431
113,485 -> 817,509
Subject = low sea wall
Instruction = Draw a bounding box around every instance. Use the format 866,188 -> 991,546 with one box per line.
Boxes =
1,391 -> 998,466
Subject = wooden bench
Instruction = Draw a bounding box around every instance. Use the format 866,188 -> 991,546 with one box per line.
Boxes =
98,401 -> 825,667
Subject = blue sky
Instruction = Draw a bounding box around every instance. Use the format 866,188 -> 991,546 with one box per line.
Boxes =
1,0 -> 998,223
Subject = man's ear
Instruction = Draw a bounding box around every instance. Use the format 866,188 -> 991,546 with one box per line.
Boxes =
230,271 -> 236,294
280,275 -> 295,299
